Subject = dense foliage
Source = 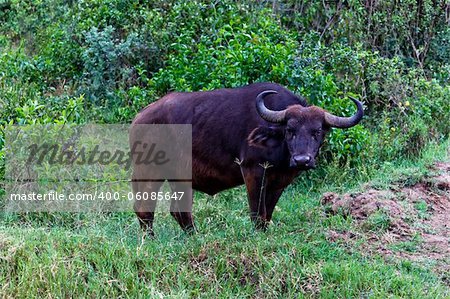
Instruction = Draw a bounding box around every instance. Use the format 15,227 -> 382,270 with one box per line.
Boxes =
0,1 -> 448,190
1,0 -> 449,184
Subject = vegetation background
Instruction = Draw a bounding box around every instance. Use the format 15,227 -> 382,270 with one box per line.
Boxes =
0,0 -> 449,297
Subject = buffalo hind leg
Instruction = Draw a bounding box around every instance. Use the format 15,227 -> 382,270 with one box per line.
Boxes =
169,181 -> 196,234
132,179 -> 163,236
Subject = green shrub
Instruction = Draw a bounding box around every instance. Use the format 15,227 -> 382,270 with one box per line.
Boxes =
80,26 -> 157,106
149,4 -> 297,94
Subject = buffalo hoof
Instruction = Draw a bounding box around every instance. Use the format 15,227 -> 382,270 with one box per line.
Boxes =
253,219 -> 269,232
141,228 -> 155,239
137,221 -> 155,238
183,224 -> 198,235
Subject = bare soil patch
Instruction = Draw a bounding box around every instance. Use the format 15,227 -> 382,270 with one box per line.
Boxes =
322,161 -> 450,278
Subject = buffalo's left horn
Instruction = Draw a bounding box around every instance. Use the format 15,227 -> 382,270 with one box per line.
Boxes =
256,90 -> 287,123
324,97 -> 364,128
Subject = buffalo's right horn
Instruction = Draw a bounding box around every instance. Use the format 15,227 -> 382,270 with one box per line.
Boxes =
324,97 -> 364,128
255,90 -> 287,123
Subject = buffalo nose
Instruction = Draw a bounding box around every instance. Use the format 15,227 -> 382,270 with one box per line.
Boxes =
293,155 -> 311,166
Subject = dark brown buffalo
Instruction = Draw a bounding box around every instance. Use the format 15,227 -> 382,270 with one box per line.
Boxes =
130,82 -> 363,235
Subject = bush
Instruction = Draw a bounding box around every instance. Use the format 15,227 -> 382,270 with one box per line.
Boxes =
80,26 -> 157,106
149,3 -> 297,94
287,40 -> 450,169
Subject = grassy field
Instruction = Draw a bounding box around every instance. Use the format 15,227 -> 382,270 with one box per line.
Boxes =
1,140 -> 448,298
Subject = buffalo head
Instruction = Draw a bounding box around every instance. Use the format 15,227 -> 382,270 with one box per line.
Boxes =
250,90 -> 364,170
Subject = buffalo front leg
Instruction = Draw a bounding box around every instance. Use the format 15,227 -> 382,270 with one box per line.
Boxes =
169,181 -> 196,234
264,188 -> 285,224
242,167 -> 269,230
132,179 -> 163,236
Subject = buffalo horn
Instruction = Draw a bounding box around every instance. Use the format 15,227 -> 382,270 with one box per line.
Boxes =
255,90 -> 287,123
324,97 -> 364,128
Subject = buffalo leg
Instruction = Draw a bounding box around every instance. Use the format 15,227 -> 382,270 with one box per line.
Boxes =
242,167 -> 268,230
169,181 -> 196,234
132,179 -> 163,236
264,188 -> 285,223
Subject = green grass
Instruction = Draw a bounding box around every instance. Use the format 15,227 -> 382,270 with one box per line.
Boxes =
415,200 -> 430,220
0,140 -> 449,298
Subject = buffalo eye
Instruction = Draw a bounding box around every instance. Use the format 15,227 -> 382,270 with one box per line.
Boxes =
312,128 -> 322,140
286,127 -> 295,139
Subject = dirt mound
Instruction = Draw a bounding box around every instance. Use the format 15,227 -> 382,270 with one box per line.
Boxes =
322,189 -> 414,237
322,190 -> 400,220
322,161 -> 450,276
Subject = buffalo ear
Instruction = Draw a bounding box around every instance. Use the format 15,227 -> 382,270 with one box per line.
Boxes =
247,126 -> 284,148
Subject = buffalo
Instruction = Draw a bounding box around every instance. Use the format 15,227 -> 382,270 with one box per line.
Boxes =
130,82 -> 363,235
